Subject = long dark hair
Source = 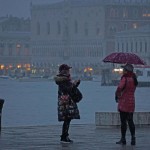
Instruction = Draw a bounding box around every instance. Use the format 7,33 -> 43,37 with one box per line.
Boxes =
133,74 -> 138,86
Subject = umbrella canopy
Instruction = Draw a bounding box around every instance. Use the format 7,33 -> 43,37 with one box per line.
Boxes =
103,52 -> 145,65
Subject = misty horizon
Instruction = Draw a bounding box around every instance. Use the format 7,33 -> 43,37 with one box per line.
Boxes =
1,0 -> 148,18
0,0 -> 63,18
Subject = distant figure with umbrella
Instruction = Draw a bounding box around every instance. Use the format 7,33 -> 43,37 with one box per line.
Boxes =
115,64 -> 138,145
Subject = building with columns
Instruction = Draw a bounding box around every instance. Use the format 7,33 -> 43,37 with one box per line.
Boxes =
115,25 -> 150,64
0,16 -> 31,76
30,0 -> 150,73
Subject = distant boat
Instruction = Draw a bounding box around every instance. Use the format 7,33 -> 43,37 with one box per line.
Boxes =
17,76 -> 50,82
0,75 -> 10,79
134,66 -> 150,87
92,75 -> 102,82
111,66 -> 150,87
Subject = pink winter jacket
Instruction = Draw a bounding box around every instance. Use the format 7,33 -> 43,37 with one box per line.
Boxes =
115,72 -> 137,112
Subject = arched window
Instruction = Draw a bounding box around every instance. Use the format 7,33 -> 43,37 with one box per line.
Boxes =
96,22 -> 100,36
65,25 -> 69,36
57,21 -> 61,34
133,9 -> 138,18
145,42 -> 147,53
117,42 -> 120,52
140,42 -> 142,52
122,43 -> 124,52
123,8 -> 128,18
126,42 -> 128,52
110,8 -> 115,17
123,23 -> 128,30
24,44 -> 29,56
84,22 -> 88,36
8,44 -> 13,56
47,22 -> 50,35
135,42 -> 138,52
37,22 -> 40,35
0,43 -> 4,56
110,8 -> 118,17
109,25 -> 117,33
74,20 -> 78,34
131,42 -> 133,52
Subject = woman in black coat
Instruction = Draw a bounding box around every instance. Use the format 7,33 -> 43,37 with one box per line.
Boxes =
54,64 -> 80,143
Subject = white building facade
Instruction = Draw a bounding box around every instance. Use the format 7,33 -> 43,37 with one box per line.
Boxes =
0,16 -> 31,76
115,25 -> 150,65
31,1 -> 106,70
30,0 -> 150,71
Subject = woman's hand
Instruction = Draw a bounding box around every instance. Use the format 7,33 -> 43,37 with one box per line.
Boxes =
73,79 -> 80,87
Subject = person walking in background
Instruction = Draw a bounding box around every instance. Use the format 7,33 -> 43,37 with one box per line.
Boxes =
54,64 -> 81,143
115,64 -> 138,145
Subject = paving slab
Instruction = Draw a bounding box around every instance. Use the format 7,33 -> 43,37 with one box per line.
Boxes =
0,124 -> 150,150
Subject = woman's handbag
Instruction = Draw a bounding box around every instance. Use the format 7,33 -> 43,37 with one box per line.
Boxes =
69,86 -> 83,103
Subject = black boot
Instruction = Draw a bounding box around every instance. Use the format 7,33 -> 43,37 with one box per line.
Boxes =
131,137 -> 136,145
116,138 -> 126,145
61,120 -> 71,143
60,135 -> 73,143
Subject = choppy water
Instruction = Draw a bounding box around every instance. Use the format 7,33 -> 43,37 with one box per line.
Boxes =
0,79 -> 150,127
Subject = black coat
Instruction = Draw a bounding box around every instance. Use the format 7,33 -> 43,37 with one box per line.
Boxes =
54,74 -> 80,121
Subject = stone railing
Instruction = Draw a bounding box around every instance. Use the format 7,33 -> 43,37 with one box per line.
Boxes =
95,112 -> 150,127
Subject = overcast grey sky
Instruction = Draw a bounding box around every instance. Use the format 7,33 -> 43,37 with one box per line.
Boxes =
0,0 -> 63,18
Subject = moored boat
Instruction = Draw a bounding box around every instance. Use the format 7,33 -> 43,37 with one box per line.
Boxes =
103,66 -> 150,87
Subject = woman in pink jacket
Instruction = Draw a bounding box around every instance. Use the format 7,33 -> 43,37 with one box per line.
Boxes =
115,64 -> 138,145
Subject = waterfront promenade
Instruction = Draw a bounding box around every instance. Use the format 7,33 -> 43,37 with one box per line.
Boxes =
0,124 -> 150,150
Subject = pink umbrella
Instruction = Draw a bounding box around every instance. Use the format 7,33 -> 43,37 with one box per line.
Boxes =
103,52 -> 145,65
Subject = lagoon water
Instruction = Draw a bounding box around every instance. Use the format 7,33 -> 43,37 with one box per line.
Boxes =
0,79 -> 150,127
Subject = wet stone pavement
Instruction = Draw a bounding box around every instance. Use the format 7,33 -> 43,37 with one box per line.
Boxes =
0,124 -> 150,150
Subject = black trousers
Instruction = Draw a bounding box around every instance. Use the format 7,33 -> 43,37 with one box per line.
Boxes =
119,111 -> 135,138
61,119 -> 71,138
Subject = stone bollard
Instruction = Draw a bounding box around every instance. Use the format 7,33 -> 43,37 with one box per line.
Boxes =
0,99 -> 4,132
